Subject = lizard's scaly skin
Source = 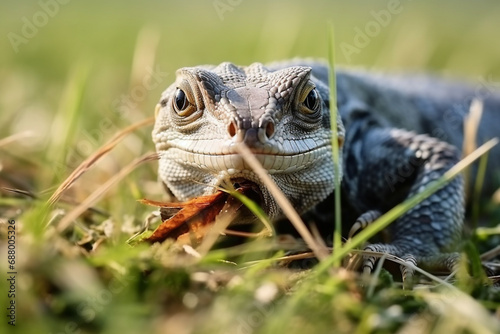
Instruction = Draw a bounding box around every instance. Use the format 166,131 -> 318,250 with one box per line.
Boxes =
153,60 -> 500,278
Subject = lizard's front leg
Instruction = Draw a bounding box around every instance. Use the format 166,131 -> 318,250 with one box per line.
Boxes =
343,118 -> 464,284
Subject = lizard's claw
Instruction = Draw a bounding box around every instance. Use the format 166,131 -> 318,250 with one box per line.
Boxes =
361,242 -> 461,288
348,210 -> 382,239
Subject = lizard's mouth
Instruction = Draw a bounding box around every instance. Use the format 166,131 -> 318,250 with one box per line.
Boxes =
230,178 -> 266,217
231,177 -> 268,224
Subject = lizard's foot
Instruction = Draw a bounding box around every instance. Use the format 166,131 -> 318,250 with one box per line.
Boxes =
362,243 -> 461,288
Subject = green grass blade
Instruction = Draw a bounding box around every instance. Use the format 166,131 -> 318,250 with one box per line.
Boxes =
327,22 -> 343,268
226,189 -> 275,237
48,61 -> 90,187
475,226 -> 500,238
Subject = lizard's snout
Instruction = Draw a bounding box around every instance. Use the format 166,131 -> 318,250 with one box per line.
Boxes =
227,118 -> 275,145
224,86 -> 277,147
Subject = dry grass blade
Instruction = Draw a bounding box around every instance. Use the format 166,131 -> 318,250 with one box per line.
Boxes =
480,245 -> 500,261
235,143 -> 329,261
196,196 -> 243,256
463,98 -> 484,157
130,26 -> 160,90
493,188 -> 500,205
48,117 -> 155,205
310,222 -> 329,251
0,131 -> 34,148
222,229 -> 270,238
56,152 -> 158,233
463,98 -> 484,198
244,251 -> 316,266
2,187 -> 37,199
2,187 -> 109,218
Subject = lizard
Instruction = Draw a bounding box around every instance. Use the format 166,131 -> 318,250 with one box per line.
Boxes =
152,60 -> 500,280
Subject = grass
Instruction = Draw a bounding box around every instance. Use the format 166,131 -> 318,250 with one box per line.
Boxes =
328,23 -> 343,268
1,1 -> 500,333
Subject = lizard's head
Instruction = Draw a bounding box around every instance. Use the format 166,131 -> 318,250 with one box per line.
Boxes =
153,62 -> 344,221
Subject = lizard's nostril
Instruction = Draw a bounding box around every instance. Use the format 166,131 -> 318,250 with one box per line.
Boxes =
228,120 -> 237,137
265,121 -> 275,139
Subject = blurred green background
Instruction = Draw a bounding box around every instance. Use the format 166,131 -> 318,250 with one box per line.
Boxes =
2,0 -> 500,145
2,0 -> 500,192
1,1 -> 500,333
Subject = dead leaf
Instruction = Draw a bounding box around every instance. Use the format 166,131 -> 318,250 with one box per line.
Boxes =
140,184 -> 259,244
140,191 -> 228,243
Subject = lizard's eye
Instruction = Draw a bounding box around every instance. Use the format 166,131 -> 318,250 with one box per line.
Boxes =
294,81 -> 322,128
172,87 -> 196,117
174,88 -> 188,111
298,83 -> 321,116
304,89 -> 319,110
